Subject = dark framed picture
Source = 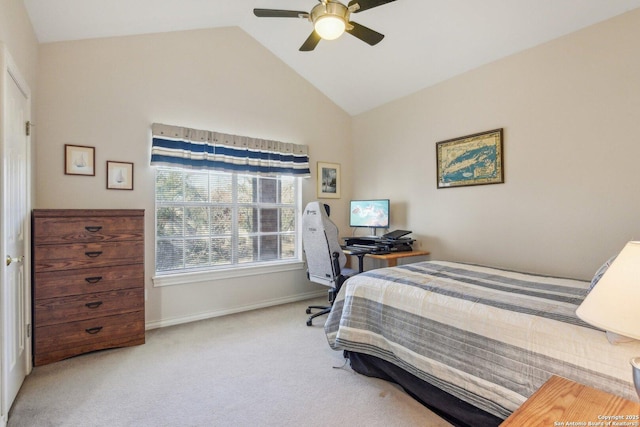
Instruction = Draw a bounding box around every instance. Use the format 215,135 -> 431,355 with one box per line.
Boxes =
64,144 -> 95,176
106,161 -> 134,190
317,162 -> 340,199
436,128 -> 504,188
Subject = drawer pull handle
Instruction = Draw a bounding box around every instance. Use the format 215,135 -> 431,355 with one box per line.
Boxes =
85,327 -> 103,335
85,251 -> 103,258
85,276 -> 103,284
85,226 -> 102,232
85,301 -> 103,309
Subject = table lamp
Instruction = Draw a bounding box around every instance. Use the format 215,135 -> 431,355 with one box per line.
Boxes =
575,241 -> 640,400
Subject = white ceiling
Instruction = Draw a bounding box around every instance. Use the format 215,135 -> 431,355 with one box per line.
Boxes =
23,0 -> 640,115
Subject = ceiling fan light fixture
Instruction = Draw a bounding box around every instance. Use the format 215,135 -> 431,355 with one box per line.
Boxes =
314,15 -> 346,40
254,0 -> 392,51
310,1 -> 350,41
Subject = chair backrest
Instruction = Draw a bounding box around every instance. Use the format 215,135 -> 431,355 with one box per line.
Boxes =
302,201 -> 347,288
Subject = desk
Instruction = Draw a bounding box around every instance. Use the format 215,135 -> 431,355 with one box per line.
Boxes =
500,375 -> 640,426
365,250 -> 431,267
344,250 -> 430,269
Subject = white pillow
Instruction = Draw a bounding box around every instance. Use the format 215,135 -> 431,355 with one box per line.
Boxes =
587,255 -> 616,294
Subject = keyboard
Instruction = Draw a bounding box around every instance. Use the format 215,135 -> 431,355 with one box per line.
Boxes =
343,245 -> 374,252
343,245 -> 389,255
382,229 -> 412,240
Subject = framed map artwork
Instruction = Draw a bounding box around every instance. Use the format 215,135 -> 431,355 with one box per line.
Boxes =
436,128 -> 504,189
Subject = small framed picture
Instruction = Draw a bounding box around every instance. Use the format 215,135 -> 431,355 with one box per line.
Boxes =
65,144 -> 95,176
106,161 -> 134,190
317,161 -> 340,199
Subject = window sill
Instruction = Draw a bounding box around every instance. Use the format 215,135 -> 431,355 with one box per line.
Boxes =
152,260 -> 306,287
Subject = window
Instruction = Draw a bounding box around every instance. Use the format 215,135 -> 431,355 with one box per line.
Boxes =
155,167 -> 300,274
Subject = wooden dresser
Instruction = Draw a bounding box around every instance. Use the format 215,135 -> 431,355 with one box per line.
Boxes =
32,209 -> 145,366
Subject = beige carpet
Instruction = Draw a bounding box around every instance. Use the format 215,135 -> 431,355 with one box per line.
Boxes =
8,298 -> 451,427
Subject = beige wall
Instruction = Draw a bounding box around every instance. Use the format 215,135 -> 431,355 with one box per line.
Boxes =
352,9 -> 640,280
0,0 -> 38,88
0,0 -> 39,211
36,27 -> 353,326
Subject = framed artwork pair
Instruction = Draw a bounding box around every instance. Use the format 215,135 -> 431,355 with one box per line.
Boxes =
64,144 -> 134,190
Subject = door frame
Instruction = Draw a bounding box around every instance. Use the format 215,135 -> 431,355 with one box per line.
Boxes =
0,41 -> 33,424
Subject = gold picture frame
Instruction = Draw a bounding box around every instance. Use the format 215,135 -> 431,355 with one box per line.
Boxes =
317,162 -> 340,199
106,161 -> 134,190
64,144 -> 95,176
436,128 -> 504,188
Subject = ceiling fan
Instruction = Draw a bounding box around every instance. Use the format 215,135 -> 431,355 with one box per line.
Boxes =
253,0 -> 397,51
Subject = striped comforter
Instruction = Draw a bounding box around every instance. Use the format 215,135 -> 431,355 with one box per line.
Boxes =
325,261 -> 640,419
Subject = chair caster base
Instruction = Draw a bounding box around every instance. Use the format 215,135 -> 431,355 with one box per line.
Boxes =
305,305 -> 330,326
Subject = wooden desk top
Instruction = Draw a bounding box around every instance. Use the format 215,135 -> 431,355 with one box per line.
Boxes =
344,249 -> 430,268
500,375 -> 640,426
365,250 -> 430,260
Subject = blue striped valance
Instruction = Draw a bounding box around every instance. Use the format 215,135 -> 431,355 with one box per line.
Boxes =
151,123 -> 310,177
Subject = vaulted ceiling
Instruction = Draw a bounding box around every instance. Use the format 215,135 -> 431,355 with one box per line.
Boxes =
23,0 -> 640,115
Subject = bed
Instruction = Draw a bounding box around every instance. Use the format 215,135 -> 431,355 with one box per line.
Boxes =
324,260 -> 640,427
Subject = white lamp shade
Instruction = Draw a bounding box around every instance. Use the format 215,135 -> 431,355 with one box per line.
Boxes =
314,15 -> 346,40
576,241 -> 640,340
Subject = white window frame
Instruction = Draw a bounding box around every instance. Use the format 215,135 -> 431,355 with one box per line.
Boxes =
152,168 -> 304,287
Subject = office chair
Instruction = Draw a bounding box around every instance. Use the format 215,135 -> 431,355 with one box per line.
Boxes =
302,201 -> 364,326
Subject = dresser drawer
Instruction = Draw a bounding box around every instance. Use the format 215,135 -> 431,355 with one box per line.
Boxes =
34,311 -> 144,357
35,288 -> 144,327
34,264 -> 143,300
34,333 -> 145,366
34,241 -> 144,272
33,214 -> 144,245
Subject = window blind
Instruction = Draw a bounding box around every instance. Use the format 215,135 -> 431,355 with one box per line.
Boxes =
155,168 -> 299,273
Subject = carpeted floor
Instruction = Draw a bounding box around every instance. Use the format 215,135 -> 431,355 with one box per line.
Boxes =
8,298 -> 451,426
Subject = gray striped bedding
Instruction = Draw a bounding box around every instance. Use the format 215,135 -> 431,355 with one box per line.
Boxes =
324,260 -> 640,419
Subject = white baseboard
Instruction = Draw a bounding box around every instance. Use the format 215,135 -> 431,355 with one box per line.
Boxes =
145,290 -> 326,330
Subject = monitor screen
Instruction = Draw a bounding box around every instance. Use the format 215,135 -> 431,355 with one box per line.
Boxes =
349,199 -> 390,228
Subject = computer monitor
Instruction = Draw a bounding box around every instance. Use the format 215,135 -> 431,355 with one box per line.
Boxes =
349,199 -> 390,231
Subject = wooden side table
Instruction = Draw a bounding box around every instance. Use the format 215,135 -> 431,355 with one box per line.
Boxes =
500,375 -> 640,426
